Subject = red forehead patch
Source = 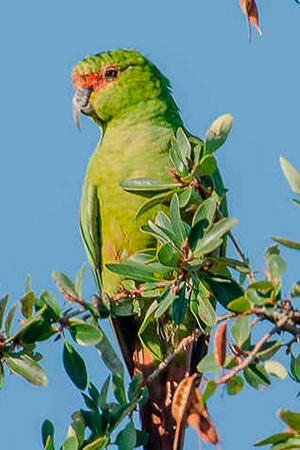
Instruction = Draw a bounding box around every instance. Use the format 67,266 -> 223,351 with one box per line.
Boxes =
72,70 -> 109,91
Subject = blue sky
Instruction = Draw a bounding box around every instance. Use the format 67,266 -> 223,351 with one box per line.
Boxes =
0,0 -> 300,448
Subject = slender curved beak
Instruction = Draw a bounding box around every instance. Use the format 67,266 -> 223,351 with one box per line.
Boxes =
72,87 -> 93,131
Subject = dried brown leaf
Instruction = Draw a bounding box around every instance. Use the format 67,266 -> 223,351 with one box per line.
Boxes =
214,323 -> 227,367
239,0 -> 262,41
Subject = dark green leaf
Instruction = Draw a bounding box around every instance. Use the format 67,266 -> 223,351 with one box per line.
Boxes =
99,376 -> 110,410
69,319 -> 102,346
128,373 -> 143,402
271,236 -> 300,251
115,421 -> 137,450
188,219 -> 208,251
44,436 -> 55,450
204,114 -> 233,155
52,271 -> 79,301
20,291 -> 35,319
278,409 -> 300,432
63,339 -> 87,390
244,364 -> 271,389
135,430 -> 149,447
172,287 -> 187,325
191,282 -> 216,327
154,289 -> 174,319
0,363 -> 4,389
226,375 -> 244,395
204,276 -> 244,309
113,374 -> 126,405
139,300 -> 163,359
196,154 -> 217,176
257,341 -> 282,361
0,294 -> 8,329
209,257 -> 251,274
20,319 -> 55,343
280,156 -> 300,195
6,353 -> 47,386
231,316 -> 250,347
42,420 -> 55,446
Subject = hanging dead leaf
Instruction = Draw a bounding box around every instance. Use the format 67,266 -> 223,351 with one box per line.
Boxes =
239,0 -> 262,41
187,389 -> 220,446
213,323 -> 227,367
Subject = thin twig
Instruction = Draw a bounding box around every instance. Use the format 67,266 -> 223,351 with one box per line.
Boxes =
147,329 -> 202,383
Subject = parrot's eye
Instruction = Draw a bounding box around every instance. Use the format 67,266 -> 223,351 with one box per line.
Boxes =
103,66 -> 119,81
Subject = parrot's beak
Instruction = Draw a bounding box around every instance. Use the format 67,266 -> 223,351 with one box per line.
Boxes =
72,88 -> 93,131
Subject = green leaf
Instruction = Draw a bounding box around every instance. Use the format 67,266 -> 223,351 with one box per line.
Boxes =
178,187 -> 192,207
154,289 -> 174,319
0,294 -> 8,329
52,271 -> 80,301
290,353 -> 300,382
226,375 -> 244,395
69,319 -> 102,346
227,296 -> 251,313
82,436 -> 108,450
157,243 -> 181,267
135,430 -> 149,447
115,421 -> 137,450
6,353 -> 47,386
291,281 -> 300,297
267,254 -> 286,280
67,412 -> 86,447
254,432 -> 296,447
176,127 -> 191,160
120,178 -> 178,194
192,197 -> 217,228
170,194 -> 187,245
193,284 -> 216,327
271,236 -> 300,251
42,420 -> 55,446
40,291 -> 60,321
193,218 -> 238,257
209,257 -> 251,274
0,363 -> 5,389
201,380 -> 217,402
280,156 -> 300,195
172,287 -> 187,325
112,373 -> 126,405
243,364 -> 271,389
257,341 -> 282,361
95,325 -> 124,378
5,303 -> 17,336
205,276 -> 244,309
128,373 -> 143,402
138,300 -> 163,359
75,264 -> 86,298
231,316 -> 250,347
278,409 -> 300,432
204,114 -> 233,155
188,219 -> 208,251
61,436 -> 78,450
107,261 -> 170,282
20,319 -> 55,343
20,291 -> 35,319
264,361 -> 288,379
136,191 -> 174,219
99,376 -> 110,409
197,353 -> 220,374
63,339 -> 87,390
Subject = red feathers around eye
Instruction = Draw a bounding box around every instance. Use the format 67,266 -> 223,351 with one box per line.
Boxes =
72,65 -> 119,91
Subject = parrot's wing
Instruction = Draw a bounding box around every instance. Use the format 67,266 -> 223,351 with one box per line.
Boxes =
80,179 -> 102,292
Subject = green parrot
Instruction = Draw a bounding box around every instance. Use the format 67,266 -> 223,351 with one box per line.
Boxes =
72,49 -> 226,450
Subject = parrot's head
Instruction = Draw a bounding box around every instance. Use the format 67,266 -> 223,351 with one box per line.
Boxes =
72,49 -> 179,129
